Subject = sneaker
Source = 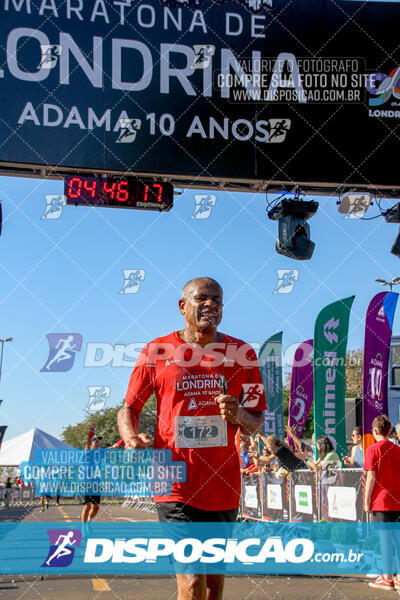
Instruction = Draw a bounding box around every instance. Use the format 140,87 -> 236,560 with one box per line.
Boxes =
394,575 -> 400,590
40,507 -> 44,512
368,576 -> 395,590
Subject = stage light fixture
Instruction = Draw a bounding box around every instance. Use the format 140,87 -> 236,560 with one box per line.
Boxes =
383,205 -> 400,258
391,228 -> 400,258
384,203 -> 400,223
268,198 -> 319,260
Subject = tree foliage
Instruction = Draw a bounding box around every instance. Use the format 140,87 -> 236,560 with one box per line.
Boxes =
61,395 -> 157,448
345,348 -> 363,398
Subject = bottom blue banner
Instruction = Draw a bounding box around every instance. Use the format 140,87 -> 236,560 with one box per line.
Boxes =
0,522 -> 396,575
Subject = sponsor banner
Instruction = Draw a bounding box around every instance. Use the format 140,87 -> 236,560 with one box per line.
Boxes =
267,484 -> 282,510
363,292 -> 398,452
327,486 -> 357,521
244,485 -> 258,509
313,297 -> 354,459
242,473 -> 262,519
290,470 -> 318,522
294,484 -> 313,516
259,332 -> 284,440
261,471 -> 289,521
288,340 -> 313,448
20,449 -> 186,497
0,426 -> 7,451
319,468 -> 365,523
0,521 -> 391,575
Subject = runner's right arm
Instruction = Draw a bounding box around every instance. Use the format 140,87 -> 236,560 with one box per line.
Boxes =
117,404 -> 151,449
117,343 -> 154,449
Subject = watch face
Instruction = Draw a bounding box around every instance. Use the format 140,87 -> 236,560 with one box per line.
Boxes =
65,176 -> 173,212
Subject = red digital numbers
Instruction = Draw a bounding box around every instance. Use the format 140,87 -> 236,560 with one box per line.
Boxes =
66,176 -> 170,209
102,180 -> 129,202
102,181 -> 116,199
116,181 -> 129,202
143,184 -> 163,203
153,183 -> 163,203
83,179 -> 97,198
67,177 -> 83,198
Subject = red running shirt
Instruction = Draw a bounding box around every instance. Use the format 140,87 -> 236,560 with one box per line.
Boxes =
364,440 -> 400,511
125,331 -> 266,511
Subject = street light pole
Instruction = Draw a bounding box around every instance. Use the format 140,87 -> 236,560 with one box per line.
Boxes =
375,277 -> 400,292
0,337 -> 13,383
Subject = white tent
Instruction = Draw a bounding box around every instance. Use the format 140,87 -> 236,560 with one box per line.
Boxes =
0,428 -> 73,466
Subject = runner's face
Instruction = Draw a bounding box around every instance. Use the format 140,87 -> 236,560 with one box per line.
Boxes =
180,281 -> 223,332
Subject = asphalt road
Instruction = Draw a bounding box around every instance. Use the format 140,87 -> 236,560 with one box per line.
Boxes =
0,502 -> 389,600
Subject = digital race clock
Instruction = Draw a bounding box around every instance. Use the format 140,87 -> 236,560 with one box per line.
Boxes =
65,176 -> 173,212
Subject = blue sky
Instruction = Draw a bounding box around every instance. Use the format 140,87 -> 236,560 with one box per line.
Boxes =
0,175 -> 399,442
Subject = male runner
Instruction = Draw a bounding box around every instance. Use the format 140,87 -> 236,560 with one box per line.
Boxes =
118,277 -> 266,600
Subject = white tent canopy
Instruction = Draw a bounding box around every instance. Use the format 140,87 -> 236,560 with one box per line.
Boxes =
0,428 -> 73,466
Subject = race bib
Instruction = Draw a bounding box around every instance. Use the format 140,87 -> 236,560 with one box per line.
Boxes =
175,415 -> 228,448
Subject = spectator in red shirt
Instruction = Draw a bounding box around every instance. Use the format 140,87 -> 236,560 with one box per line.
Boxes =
364,414 -> 400,591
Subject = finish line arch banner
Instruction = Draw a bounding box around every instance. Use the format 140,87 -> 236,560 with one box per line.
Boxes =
313,297 -> 354,459
363,291 -> 398,452
0,0 -> 400,192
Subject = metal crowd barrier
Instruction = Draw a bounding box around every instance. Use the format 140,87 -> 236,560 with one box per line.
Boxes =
239,469 -> 366,522
122,495 -> 157,513
0,485 -> 35,506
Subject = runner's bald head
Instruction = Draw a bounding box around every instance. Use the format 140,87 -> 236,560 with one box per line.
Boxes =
182,277 -> 222,299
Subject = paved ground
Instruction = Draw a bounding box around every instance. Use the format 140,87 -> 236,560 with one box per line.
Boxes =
0,502 -> 389,600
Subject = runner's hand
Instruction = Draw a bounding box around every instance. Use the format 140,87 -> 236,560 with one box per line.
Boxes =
216,394 -> 239,423
124,433 -> 152,449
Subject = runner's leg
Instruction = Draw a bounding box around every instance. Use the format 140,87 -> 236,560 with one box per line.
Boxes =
89,504 -> 99,520
206,574 -> 225,600
176,574 -> 206,600
81,502 -> 90,522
